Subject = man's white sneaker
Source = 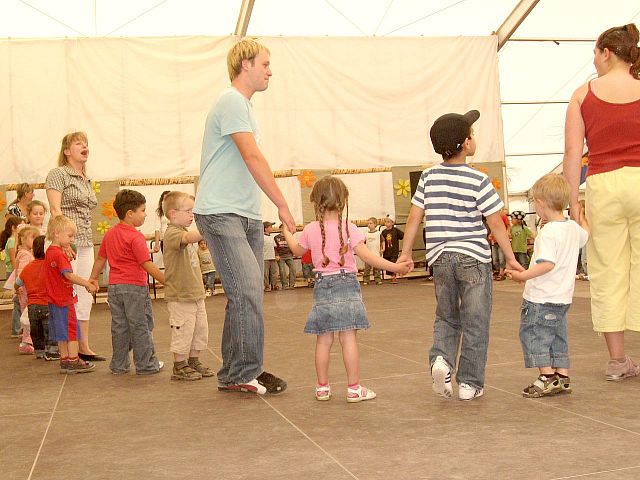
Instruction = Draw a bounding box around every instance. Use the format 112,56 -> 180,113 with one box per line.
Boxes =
431,356 -> 453,398
458,382 -> 484,401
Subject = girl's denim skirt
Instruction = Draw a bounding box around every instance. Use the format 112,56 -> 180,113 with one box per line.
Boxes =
305,271 -> 370,335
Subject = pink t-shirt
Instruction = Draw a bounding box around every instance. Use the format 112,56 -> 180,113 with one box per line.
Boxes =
297,220 -> 364,274
98,222 -> 150,286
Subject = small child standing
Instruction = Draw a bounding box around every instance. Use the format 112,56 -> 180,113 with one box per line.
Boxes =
283,176 -> 410,402
382,216 -> 403,283
26,200 -> 48,235
399,110 -> 521,401
274,226 -> 296,289
16,235 -> 59,360
197,239 -> 216,296
162,192 -> 214,381
263,221 -> 279,291
505,174 -> 589,397
89,190 -> 165,375
44,216 -> 97,373
362,217 -> 384,285
1,216 -> 26,337
510,211 -> 535,269
13,225 -> 40,354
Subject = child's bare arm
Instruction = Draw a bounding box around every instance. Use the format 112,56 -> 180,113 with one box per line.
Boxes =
142,260 -> 165,284
181,229 -> 203,246
62,271 -> 98,294
505,260 -> 554,283
282,226 -> 307,256
354,243 -> 411,275
579,205 -> 590,236
397,205 -> 424,272
89,255 -> 107,282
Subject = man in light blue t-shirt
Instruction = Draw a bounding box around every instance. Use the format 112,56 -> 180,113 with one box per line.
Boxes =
194,39 -> 295,395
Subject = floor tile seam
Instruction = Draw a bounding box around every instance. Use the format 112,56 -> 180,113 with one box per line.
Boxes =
486,383 -> 640,437
27,375 -> 67,480
0,411 -> 51,419
549,464 -> 640,479
258,396 -> 360,480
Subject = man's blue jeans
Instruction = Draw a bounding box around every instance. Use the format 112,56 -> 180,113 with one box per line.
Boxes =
195,213 -> 264,385
429,252 -> 493,389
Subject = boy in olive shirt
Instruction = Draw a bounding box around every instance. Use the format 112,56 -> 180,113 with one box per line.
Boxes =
163,191 -> 215,381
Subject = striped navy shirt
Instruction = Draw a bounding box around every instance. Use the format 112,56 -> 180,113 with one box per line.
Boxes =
411,163 -> 503,265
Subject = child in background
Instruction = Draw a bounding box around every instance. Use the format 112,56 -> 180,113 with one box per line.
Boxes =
153,190 -> 170,253
274,226 -> 297,289
283,176 -> 411,402
382,216 -> 403,283
510,211 -> 535,269
362,217 -> 384,285
399,110 -> 521,401
89,189 -> 165,375
263,221 -> 279,291
13,225 -> 40,354
44,216 -> 97,373
301,249 -> 314,288
16,235 -> 59,360
506,174 -> 589,397
197,240 -> 217,296
26,200 -> 48,235
162,191 -> 214,381
1,216 -> 26,337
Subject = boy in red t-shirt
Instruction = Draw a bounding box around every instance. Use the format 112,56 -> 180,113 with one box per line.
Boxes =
16,235 -> 59,360
89,189 -> 166,375
45,216 -> 98,374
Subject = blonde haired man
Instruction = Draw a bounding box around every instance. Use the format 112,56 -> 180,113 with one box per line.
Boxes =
193,38 -> 294,394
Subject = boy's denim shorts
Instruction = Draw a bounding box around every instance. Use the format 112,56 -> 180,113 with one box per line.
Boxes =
305,271 -> 369,335
519,299 -> 570,369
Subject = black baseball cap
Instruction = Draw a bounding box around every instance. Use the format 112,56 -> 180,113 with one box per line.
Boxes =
430,110 -> 480,155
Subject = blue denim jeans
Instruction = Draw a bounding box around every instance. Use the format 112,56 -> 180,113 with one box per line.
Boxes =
12,294 -> 22,335
429,252 -> 493,389
195,213 -> 264,385
108,284 -> 160,374
519,299 -> 570,369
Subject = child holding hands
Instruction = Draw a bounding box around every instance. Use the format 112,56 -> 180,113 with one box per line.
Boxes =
89,190 -> 165,375
283,175 -> 410,402
45,216 -> 98,373
506,174 -> 589,397
162,191 -> 214,381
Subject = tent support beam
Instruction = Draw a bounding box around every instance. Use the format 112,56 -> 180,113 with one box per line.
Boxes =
495,0 -> 540,51
234,0 -> 255,37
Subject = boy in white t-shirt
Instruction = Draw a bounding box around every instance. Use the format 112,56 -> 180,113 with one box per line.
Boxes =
506,174 -> 589,398
362,217 -> 384,285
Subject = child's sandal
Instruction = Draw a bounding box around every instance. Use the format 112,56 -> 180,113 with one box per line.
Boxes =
522,374 -> 562,398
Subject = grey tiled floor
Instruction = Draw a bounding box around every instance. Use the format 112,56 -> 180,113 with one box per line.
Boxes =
2,279 -> 640,479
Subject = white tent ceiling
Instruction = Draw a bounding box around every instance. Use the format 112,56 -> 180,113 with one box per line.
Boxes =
1,0 -> 639,195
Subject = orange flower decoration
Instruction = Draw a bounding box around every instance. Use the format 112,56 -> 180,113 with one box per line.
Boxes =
102,197 -> 116,219
470,164 -> 489,176
0,195 -> 6,211
492,178 -> 502,190
298,170 -> 316,188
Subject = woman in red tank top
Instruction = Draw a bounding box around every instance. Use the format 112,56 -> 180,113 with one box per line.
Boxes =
563,24 -> 640,382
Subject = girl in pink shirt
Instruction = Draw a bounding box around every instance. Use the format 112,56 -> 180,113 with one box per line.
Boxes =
283,176 -> 410,403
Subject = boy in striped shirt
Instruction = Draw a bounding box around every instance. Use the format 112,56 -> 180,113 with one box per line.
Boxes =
399,110 -> 521,400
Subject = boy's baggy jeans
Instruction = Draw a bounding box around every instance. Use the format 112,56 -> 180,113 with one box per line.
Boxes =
429,252 -> 493,389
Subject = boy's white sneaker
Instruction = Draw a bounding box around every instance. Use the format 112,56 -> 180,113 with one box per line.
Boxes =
431,356 -> 453,398
458,382 -> 484,401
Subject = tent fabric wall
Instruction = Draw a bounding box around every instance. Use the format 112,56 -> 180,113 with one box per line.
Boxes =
0,35 -> 503,182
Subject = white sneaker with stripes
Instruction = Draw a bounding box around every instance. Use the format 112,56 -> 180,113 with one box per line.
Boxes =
431,356 -> 453,398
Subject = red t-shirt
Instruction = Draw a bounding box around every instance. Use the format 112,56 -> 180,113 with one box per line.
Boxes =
18,259 -> 48,306
44,245 -> 77,307
98,222 -> 150,286
581,82 -> 640,177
